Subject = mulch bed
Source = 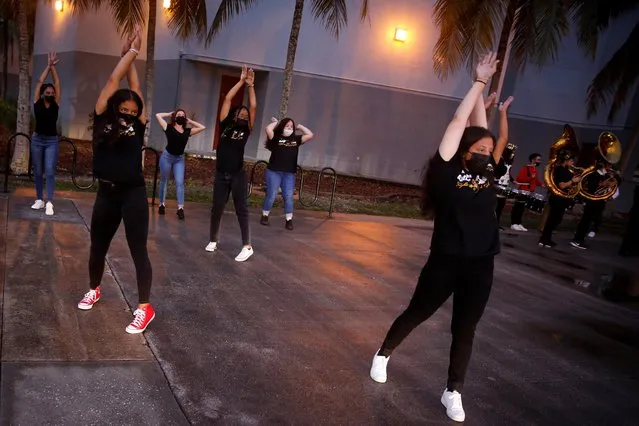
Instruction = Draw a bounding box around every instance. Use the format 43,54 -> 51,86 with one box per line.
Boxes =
0,135 -> 421,199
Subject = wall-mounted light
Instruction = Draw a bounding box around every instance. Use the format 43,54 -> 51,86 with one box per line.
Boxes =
54,0 -> 64,12
163,0 -> 171,9
394,28 -> 407,42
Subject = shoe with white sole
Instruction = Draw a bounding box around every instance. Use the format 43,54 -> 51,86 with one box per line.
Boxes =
370,350 -> 390,383
45,201 -> 54,216
31,199 -> 45,210
235,246 -> 254,262
205,242 -> 217,252
78,287 -> 101,310
125,305 -> 155,334
441,389 -> 465,422
588,231 -> 596,238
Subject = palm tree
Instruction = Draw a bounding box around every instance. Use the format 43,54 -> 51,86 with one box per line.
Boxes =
186,0 -> 370,118
432,0 -> 639,171
0,0 -> 37,173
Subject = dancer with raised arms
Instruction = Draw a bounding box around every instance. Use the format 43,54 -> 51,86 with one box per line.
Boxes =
369,52 -> 503,423
77,28 -> 155,334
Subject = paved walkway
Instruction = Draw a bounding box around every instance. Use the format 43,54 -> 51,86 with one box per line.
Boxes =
0,188 -> 637,425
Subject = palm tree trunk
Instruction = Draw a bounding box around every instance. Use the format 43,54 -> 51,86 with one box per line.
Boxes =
144,0 -> 156,146
487,0 -> 516,123
1,18 -> 8,99
279,0 -> 304,118
141,0 -> 157,170
10,0 -> 31,174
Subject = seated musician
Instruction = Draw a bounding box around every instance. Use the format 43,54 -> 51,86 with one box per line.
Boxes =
539,151 -> 580,247
511,153 -> 543,231
494,144 -> 516,227
571,160 -> 621,249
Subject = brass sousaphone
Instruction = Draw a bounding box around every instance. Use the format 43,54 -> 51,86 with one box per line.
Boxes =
577,132 -> 622,201
544,124 -> 583,198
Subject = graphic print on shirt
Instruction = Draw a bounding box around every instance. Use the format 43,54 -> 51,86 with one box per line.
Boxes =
221,127 -> 247,141
104,122 -> 137,138
497,164 -> 512,185
456,170 -> 490,192
274,137 -> 298,148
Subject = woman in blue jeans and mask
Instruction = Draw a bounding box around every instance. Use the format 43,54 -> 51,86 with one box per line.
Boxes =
260,117 -> 314,230
31,52 -> 61,216
155,109 -> 206,219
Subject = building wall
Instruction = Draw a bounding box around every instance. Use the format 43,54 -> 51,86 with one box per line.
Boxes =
30,0 -> 639,212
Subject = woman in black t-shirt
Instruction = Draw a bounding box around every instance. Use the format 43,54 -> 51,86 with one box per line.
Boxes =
260,117 -> 314,230
76,28 -> 155,335
370,53 -> 505,423
155,109 -> 206,220
206,65 -> 257,262
31,52 -> 61,216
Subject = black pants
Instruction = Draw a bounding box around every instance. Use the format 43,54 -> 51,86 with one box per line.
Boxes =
574,201 -> 605,243
378,253 -> 494,392
511,202 -> 525,225
495,197 -> 506,223
209,170 -> 251,245
89,183 -> 152,304
540,196 -> 568,243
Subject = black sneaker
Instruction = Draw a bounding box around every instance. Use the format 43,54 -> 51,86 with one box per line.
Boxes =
260,215 -> 269,226
285,219 -> 294,230
158,205 -> 165,215
570,241 -> 587,250
177,208 -> 185,220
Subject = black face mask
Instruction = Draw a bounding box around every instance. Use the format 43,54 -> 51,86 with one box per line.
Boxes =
466,153 -> 491,176
175,116 -> 186,126
44,95 -> 55,103
236,118 -> 249,128
534,161 -> 541,167
117,112 -> 136,128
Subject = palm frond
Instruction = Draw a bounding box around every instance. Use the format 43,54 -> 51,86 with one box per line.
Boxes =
66,0 -> 103,14
586,21 -> 639,122
205,0 -> 259,46
166,0 -> 208,41
432,0 -> 507,80
571,0 -> 639,59
310,0 -> 348,39
510,0 -> 572,71
359,0 -> 369,22
106,0 -> 145,36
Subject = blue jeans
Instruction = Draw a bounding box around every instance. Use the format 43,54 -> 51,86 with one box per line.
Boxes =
263,169 -> 295,214
159,151 -> 186,206
31,133 -> 59,201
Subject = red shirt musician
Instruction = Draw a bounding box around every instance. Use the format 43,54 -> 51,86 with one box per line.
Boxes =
515,153 -> 543,191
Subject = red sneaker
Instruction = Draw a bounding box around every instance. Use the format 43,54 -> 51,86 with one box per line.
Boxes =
125,305 -> 155,334
78,287 -> 101,310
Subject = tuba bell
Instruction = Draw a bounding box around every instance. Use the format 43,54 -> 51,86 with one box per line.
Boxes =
544,124 -> 582,198
577,131 -> 623,201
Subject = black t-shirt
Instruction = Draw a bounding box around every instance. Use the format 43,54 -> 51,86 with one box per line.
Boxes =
92,111 -> 146,186
164,125 -> 191,156
550,165 -> 574,203
267,134 -> 303,173
33,99 -> 59,136
216,115 -> 250,173
585,170 -> 605,194
429,152 -> 500,257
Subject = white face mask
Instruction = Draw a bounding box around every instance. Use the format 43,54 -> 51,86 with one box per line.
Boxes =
282,128 -> 293,137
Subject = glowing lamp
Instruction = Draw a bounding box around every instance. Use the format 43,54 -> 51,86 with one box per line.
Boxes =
394,28 -> 407,42
54,0 -> 64,12
163,0 -> 171,9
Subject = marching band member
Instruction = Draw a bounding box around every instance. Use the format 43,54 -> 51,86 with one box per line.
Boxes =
511,153 -> 543,231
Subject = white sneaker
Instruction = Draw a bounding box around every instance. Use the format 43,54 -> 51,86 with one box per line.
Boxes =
518,224 -> 528,231
510,224 -> 522,231
205,242 -> 217,252
370,350 -> 390,383
588,231 -> 596,238
45,201 -> 54,216
441,389 -> 465,422
31,199 -> 45,210
235,246 -> 254,262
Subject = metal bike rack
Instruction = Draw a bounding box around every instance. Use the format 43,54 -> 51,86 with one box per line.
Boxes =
142,146 -> 160,206
248,160 -> 268,196
58,136 -> 96,190
298,166 -> 338,218
2,132 -> 32,193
